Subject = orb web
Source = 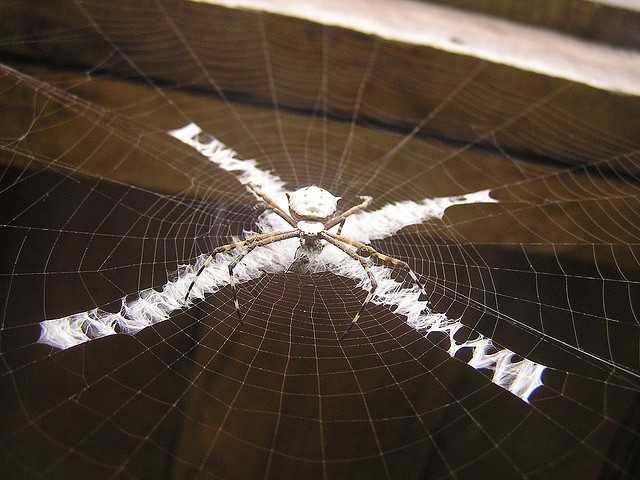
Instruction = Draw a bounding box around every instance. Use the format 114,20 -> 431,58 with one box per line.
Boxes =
1,1 -> 640,479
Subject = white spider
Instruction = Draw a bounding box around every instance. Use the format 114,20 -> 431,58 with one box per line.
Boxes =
185,183 -> 430,340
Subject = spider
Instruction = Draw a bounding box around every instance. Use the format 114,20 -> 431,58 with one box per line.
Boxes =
184,182 -> 430,340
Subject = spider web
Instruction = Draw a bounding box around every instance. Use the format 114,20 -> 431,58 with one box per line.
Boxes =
1,1 -> 640,479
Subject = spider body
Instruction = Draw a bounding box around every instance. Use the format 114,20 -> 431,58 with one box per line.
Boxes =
184,183 -> 430,340
289,186 -> 337,255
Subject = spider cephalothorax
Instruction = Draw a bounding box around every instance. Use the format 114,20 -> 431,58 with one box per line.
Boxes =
185,182 -> 430,340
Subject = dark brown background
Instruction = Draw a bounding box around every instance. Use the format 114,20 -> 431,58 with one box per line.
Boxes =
1,1 -> 639,479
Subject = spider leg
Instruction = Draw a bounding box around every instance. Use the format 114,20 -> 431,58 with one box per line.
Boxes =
325,195 -> 372,230
227,230 -> 300,323
322,234 -> 378,341
248,182 -> 297,227
325,231 -> 431,304
184,229 -> 297,302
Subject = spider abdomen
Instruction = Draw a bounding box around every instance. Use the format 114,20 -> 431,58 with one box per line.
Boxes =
287,185 -> 341,221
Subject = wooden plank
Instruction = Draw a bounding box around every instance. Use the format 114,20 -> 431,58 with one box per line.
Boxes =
425,0 -> 640,48
1,0 -> 638,171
